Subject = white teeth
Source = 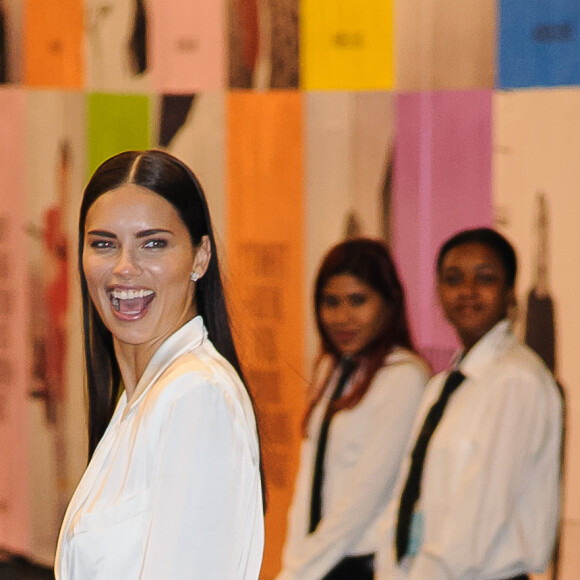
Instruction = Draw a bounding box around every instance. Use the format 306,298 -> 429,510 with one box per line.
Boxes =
111,289 -> 154,300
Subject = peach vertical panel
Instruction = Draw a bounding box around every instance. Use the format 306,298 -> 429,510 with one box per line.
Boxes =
301,0 -> 394,89
149,0 -> 226,92
84,0 -> 151,93
304,92 -> 395,367
396,0 -> 496,90
157,93 -> 227,245
24,0 -> 83,88
227,92 -> 304,579
493,93 -> 580,580
0,88 -> 29,555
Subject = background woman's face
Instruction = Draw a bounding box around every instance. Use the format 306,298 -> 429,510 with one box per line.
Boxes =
437,241 -> 514,350
82,184 -> 202,352
319,273 -> 390,356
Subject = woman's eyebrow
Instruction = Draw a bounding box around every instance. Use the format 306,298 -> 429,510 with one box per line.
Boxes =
136,228 -> 173,238
86,229 -> 116,238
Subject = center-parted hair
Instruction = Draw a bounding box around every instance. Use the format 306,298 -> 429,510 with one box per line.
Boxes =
79,150 -> 257,469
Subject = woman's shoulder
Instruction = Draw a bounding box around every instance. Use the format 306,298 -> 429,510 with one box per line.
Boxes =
383,347 -> 431,377
363,348 -> 430,402
487,339 -> 560,399
150,344 -> 256,428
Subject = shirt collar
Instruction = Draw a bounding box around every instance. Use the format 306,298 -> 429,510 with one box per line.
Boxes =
455,319 -> 514,381
123,315 -> 207,417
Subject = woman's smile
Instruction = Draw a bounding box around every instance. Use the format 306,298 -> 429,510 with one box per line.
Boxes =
108,286 -> 156,319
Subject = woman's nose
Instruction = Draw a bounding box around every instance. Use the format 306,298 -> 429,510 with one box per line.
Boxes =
112,247 -> 141,277
331,304 -> 350,323
459,276 -> 478,297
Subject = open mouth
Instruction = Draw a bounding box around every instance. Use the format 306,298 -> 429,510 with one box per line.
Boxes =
109,288 -> 155,317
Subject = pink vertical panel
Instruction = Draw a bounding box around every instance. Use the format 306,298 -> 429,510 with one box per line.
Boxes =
391,90 -> 493,371
0,87 -> 29,553
150,0 -> 226,92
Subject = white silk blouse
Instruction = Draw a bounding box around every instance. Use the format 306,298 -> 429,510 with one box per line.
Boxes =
55,316 -> 264,579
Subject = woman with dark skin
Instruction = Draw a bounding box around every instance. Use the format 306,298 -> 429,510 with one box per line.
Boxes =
55,150 -> 264,579
278,238 -> 429,580
377,228 -> 562,580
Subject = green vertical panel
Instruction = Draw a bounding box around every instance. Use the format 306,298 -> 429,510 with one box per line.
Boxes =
87,93 -> 151,176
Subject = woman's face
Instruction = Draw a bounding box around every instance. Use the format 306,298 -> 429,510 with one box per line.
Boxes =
437,241 -> 514,351
83,184 -> 209,352
319,273 -> 390,356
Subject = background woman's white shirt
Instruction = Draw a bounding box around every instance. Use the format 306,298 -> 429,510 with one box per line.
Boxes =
55,316 -> 264,579
277,348 -> 429,580
375,320 -> 562,580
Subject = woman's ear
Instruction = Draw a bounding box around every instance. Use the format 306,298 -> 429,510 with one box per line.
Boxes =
506,287 -> 517,322
191,235 -> 211,279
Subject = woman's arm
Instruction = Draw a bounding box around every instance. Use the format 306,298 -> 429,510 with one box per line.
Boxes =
140,374 -> 263,579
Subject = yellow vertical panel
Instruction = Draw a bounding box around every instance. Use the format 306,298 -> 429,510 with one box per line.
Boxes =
24,0 -> 83,88
301,0 -> 394,89
227,91 -> 305,579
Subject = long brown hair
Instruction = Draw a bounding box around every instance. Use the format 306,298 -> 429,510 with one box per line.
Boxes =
304,238 -> 416,429
79,150 -> 266,508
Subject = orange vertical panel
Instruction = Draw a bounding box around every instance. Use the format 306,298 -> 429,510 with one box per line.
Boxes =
227,91 -> 305,579
24,0 -> 83,88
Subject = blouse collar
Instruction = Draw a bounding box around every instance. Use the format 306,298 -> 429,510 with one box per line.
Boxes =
123,315 -> 207,417
456,319 -> 514,381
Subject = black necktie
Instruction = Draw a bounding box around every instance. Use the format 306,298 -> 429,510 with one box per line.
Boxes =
309,357 -> 356,533
395,369 -> 466,561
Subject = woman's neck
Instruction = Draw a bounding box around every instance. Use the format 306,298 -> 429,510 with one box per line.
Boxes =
113,338 -> 163,400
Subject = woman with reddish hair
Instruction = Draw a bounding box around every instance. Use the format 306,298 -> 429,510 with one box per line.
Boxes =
278,238 -> 429,580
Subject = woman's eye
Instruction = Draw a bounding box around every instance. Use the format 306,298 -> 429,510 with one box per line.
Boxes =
476,273 -> 500,285
89,239 -> 114,250
321,295 -> 339,308
349,294 -> 367,306
441,274 -> 462,286
143,238 -> 168,249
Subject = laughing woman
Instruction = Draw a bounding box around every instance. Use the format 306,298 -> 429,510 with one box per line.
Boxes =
277,239 -> 429,580
55,150 -> 264,579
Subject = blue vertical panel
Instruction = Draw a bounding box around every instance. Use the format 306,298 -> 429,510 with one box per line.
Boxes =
499,0 -> 580,88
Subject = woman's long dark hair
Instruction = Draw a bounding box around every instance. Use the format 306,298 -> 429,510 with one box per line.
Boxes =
79,151 -> 264,506
305,238 -> 416,428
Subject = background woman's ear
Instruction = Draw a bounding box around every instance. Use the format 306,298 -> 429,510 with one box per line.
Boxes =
192,235 -> 211,278
507,287 -> 518,322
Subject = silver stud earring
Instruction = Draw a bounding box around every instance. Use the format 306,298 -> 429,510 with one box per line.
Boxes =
190,272 -> 200,282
